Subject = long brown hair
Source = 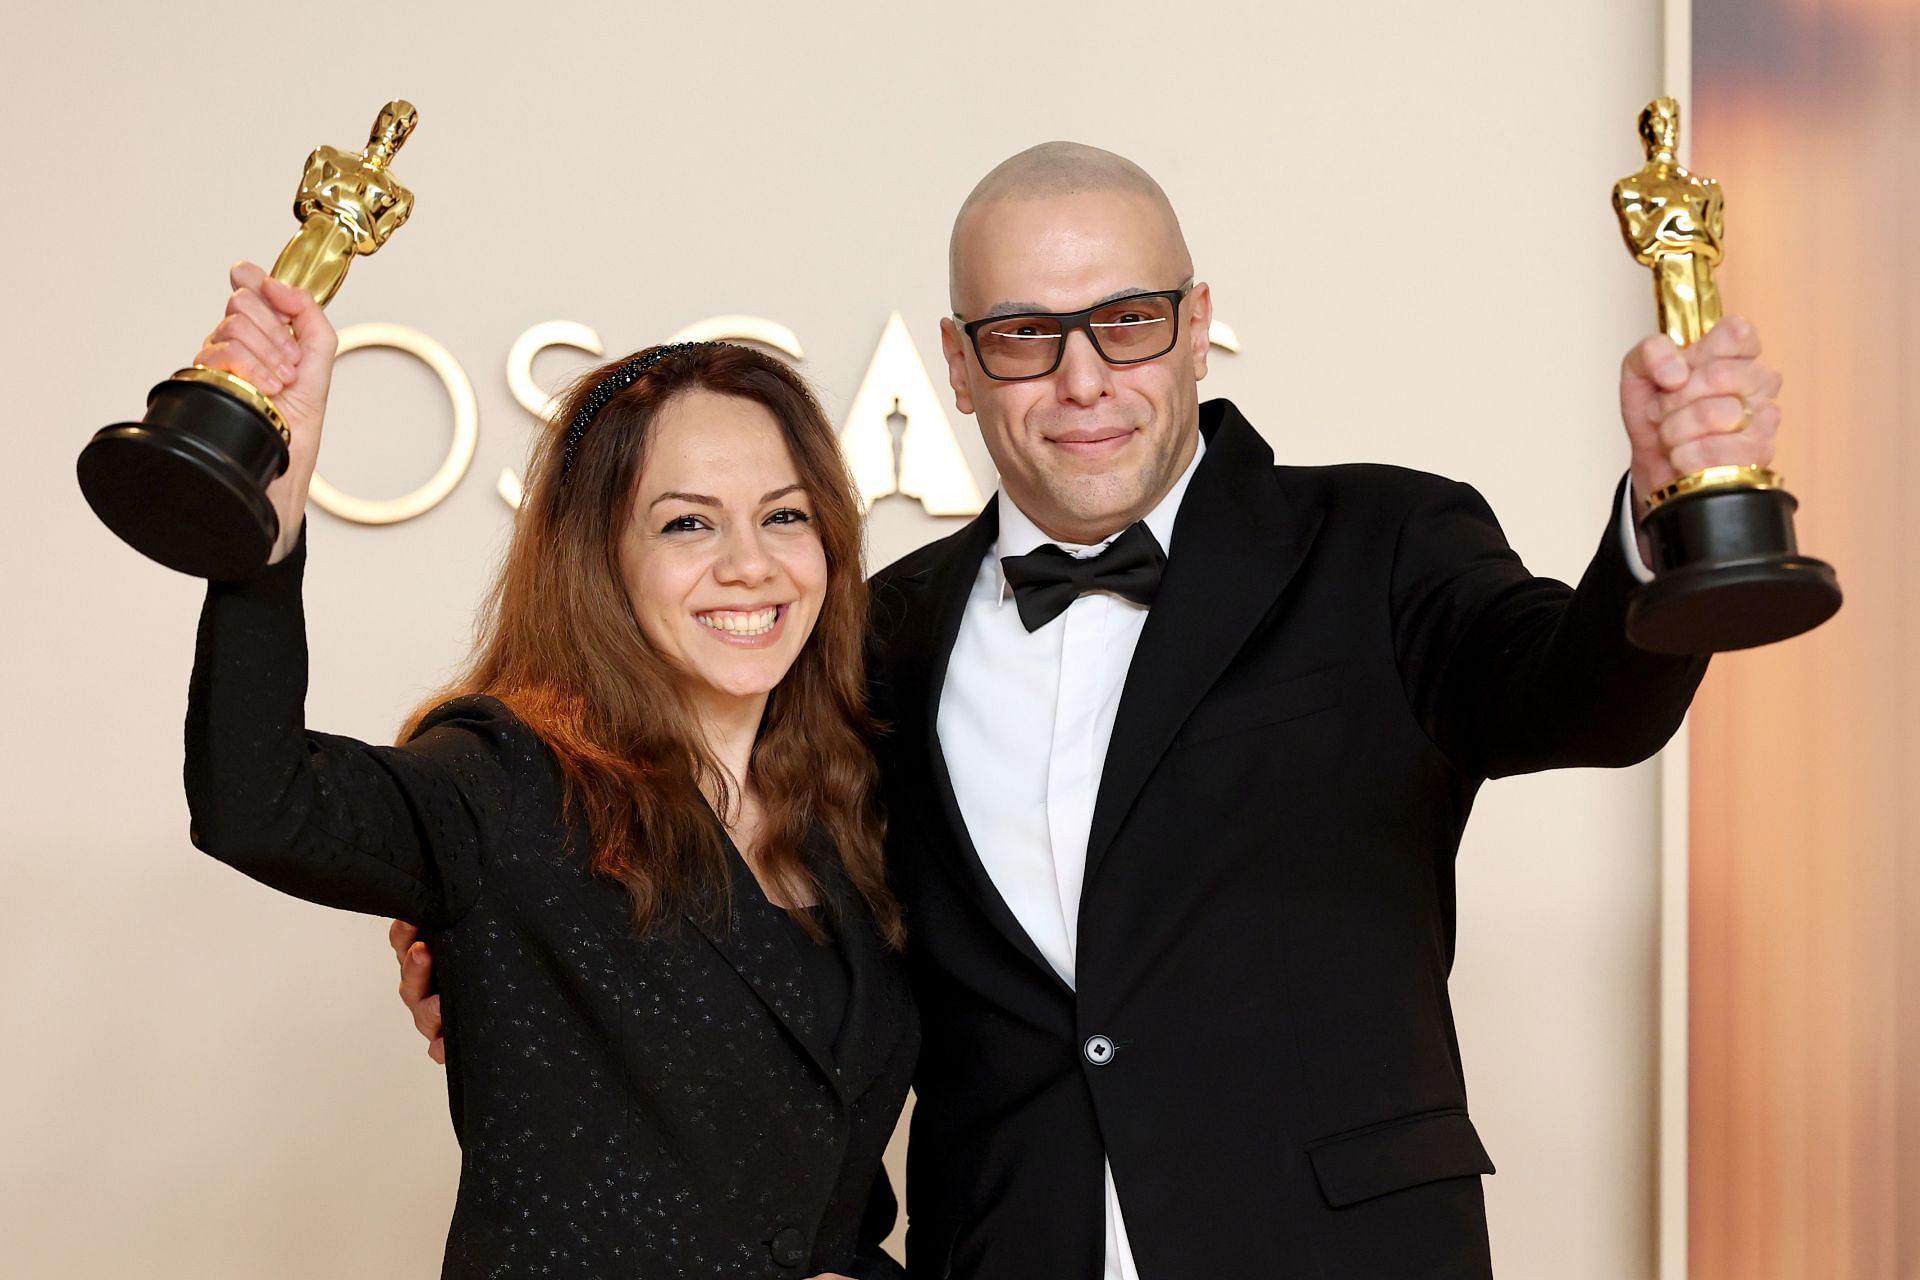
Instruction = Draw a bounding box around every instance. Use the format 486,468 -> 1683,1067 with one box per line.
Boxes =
405,342 -> 901,947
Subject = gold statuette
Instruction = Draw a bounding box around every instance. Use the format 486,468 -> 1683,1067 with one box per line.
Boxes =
272,100 -> 418,307
1613,97 -> 1725,349
79,102 -> 421,580
1608,97 -> 1838,653
1613,97 -> 1777,506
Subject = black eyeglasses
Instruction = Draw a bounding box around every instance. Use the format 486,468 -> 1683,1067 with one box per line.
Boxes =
957,283 -> 1194,381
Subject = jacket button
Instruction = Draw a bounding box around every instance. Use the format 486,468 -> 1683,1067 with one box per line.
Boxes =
1084,1034 -> 1115,1066
769,1225 -> 808,1268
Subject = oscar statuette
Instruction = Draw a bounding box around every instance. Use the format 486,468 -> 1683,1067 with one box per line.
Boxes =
1612,97 -> 1840,652
77,101 -> 419,579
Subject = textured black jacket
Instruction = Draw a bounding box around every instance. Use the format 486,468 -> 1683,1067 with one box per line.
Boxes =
184,542 -> 918,1279
866,399 -> 1705,1279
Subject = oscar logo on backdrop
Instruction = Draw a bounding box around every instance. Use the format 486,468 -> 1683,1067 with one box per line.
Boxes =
1611,96 -> 1840,651
74,99 -> 1245,566
77,101 -> 420,580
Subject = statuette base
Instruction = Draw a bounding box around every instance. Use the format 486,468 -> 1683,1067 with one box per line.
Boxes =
1646,462 -> 1783,510
77,375 -> 289,579
1628,483 -> 1842,653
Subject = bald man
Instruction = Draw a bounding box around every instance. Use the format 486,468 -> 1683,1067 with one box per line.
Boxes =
400,144 -> 1778,1277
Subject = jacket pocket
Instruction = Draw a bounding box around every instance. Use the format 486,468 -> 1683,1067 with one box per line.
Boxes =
1177,664 -> 1344,748
1305,1107 -> 1495,1208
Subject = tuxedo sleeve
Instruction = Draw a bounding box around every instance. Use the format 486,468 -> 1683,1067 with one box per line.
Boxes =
183,533 -> 516,926
843,1165 -> 908,1279
1390,474 -> 1707,779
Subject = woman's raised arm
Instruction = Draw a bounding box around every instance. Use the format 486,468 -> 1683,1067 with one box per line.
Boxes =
180,266 -> 517,926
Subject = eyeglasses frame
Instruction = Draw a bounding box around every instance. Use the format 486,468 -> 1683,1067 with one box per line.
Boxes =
955,282 -> 1196,382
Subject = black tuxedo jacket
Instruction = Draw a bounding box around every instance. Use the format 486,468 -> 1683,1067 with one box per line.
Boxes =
866,399 -> 1705,1279
184,542 -> 917,1279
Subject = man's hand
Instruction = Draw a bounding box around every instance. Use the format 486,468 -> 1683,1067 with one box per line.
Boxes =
1620,314 -> 1783,510
389,920 -> 445,1064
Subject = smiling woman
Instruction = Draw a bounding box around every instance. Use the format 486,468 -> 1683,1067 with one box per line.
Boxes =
179,269 -> 915,1278
414,345 -> 894,939
623,397 -> 827,734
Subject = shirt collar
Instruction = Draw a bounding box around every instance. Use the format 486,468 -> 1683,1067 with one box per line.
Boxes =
992,430 -> 1206,605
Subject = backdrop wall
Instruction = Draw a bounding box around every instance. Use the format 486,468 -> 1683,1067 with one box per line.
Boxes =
0,3 -> 1673,1274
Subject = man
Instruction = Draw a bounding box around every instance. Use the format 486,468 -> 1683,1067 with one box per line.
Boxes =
398,143 -> 1776,1277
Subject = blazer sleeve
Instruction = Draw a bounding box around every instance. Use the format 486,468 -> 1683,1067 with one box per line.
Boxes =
183,534 -> 518,927
1390,474 -> 1709,779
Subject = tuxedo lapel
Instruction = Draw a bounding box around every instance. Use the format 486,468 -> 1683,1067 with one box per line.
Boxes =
885,506 -> 1075,995
1082,402 -> 1324,886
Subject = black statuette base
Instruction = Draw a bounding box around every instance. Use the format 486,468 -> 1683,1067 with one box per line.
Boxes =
77,377 -> 288,580
1627,484 -> 1842,654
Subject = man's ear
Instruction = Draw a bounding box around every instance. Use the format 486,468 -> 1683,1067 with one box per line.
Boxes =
939,317 -> 976,415
1188,282 -> 1214,383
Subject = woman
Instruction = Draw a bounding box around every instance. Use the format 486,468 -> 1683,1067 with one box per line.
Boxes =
184,263 -> 916,1278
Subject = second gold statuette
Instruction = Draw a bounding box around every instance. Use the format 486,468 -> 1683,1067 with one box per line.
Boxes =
1609,97 -> 1839,653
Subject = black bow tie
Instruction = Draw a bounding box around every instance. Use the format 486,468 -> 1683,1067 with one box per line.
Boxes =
1000,520 -> 1167,633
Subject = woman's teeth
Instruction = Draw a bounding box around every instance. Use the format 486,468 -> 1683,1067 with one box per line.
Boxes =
697,606 -> 779,637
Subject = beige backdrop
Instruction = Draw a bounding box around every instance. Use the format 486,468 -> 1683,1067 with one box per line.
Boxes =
1,2 -> 1673,1275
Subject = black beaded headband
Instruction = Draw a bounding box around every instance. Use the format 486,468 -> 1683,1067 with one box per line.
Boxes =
560,341 -> 727,477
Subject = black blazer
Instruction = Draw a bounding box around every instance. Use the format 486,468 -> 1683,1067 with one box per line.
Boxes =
183,541 -> 918,1279
867,400 -> 1705,1280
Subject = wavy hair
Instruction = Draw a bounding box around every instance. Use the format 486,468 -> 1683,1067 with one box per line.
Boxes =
405,343 -> 900,947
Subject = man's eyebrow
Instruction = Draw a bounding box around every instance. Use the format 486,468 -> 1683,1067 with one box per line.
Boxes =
649,483 -> 806,510
980,286 -> 1157,320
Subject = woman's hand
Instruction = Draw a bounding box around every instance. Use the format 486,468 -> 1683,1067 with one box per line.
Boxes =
191,261 -> 338,563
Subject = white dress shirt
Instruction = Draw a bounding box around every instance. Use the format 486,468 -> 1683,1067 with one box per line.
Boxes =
1620,480 -> 1655,581
935,436 -> 1643,1279
936,435 -> 1204,1280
